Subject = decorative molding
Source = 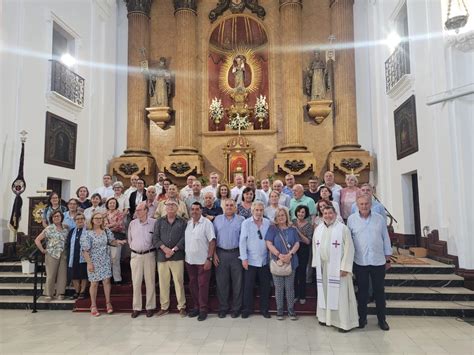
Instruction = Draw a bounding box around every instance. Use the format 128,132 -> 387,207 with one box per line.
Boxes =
125,0 -> 152,16
280,0 -> 302,6
446,30 -> 474,52
119,163 -> 139,175
284,160 -> 306,172
169,161 -> 191,175
174,0 -> 197,13
340,158 -> 363,171
209,0 -> 265,22
387,74 -> 414,100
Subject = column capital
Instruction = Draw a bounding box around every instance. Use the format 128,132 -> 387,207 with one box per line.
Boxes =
173,0 -> 197,14
279,0 -> 302,9
125,0 -> 153,17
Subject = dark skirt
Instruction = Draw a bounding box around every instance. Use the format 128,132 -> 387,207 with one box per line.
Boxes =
68,235 -> 88,280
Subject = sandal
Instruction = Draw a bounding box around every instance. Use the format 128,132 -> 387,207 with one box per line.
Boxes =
106,302 -> 114,314
91,306 -> 100,317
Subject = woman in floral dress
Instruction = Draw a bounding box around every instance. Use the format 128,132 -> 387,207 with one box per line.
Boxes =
81,211 -> 126,316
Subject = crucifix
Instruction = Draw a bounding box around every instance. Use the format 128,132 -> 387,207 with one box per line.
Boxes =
332,240 -> 341,248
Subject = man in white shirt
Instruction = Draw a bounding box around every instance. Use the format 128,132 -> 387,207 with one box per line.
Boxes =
272,179 -> 291,208
124,174 -> 139,198
202,172 -> 220,197
185,202 -> 216,321
154,172 -> 167,196
179,175 -> 196,201
260,178 -> 272,201
230,175 -> 245,201
319,171 -> 342,205
94,174 -> 114,203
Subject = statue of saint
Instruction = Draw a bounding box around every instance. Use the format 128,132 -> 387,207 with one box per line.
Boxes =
305,50 -> 329,100
232,55 -> 246,92
149,57 -> 172,107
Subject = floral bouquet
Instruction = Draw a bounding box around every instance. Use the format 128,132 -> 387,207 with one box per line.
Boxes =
228,113 -> 251,133
254,95 -> 269,127
209,97 -> 224,125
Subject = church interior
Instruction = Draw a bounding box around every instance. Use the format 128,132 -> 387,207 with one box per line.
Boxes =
0,0 -> 473,353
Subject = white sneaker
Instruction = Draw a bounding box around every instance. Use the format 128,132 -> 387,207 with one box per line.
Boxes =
299,299 -> 306,305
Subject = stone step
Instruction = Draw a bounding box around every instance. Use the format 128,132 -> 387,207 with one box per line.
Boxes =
0,272 -> 45,284
384,273 -> 464,287
0,262 -> 22,273
385,286 -> 474,301
387,263 -> 455,275
0,295 -> 75,311
0,283 -> 75,296
368,300 -> 474,317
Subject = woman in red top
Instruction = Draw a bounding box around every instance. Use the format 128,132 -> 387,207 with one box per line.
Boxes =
105,198 -> 125,284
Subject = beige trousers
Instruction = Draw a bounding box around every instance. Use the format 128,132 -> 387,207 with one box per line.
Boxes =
44,251 -> 67,297
130,251 -> 156,311
157,260 -> 186,311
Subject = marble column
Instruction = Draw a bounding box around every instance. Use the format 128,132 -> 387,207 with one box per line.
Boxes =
124,0 -> 152,155
109,0 -> 156,186
172,0 -> 198,154
330,0 -> 360,150
274,0 -> 315,176
163,0 -> 203,178
327,0 -> 372,185
279,0 -> 306,152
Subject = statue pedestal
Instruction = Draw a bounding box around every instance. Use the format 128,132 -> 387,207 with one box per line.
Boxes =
109,155 -> 156,187
146,106 -> 171,128
307,99 -> 332,124
274,151 -> 316,176
328,149 -> 373,185
163,154 -> 204,178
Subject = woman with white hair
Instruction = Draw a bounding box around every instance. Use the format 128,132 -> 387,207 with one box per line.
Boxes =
340,174 -> 360,221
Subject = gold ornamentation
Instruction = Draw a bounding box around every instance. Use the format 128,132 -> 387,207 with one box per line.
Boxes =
32,202 -> 47,224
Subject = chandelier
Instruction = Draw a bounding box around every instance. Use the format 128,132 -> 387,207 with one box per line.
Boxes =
445,0 -> 470,33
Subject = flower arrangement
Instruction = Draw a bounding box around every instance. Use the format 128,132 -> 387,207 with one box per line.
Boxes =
209,97 -> 224,125
254,95 -> 269,127
228,113 -> 251,132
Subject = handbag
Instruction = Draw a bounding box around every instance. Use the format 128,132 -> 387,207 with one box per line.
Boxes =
269,229 -> 293,277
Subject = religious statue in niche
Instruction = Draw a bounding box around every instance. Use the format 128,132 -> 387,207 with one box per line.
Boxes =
304,49 -> 334,125
232,55 -> 247,92
149,57 -> 173,107
146,57 -> 174,128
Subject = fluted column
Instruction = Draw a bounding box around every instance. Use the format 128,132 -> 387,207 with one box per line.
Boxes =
172,0 -> 198,154
279,0 -> 307,152
124,0 -> 152,155
330,0 -> 360,150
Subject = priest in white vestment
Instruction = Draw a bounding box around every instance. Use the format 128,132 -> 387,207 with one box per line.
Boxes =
312,205 -> 358,332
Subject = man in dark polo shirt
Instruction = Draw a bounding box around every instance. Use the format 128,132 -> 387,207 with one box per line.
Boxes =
152,199 -> 187,317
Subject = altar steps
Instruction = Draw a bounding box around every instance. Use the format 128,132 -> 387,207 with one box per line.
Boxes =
1,261 -> 473,317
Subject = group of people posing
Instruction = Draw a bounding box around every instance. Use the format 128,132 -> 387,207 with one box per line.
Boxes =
34,170 -> 392,332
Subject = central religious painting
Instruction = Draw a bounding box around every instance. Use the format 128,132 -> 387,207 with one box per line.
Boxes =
208,15 -> 269,131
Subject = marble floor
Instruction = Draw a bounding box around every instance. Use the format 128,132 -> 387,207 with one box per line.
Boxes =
0,310 -> 472,354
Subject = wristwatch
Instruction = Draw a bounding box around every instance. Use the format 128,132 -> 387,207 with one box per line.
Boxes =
207,256 -> 214,262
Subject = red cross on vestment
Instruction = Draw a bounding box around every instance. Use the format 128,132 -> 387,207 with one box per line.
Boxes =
332,240 -> 340,248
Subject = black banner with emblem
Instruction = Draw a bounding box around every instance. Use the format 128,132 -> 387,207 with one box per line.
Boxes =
9,141 -> 26,231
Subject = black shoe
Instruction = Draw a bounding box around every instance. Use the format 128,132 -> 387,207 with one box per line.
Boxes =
70,292 -> 79,300
78,293 -> 86,300
146,310 -> 154,318
378,320 -> 390,331
262,312 -> 271,319
197,312 -> 207,321
218,311 -> 227,319
231,311 -> 240,318
131,311 -> 140,318
358,319 -> 367,329
188,309 -> 200,318
241,312 -> 250,319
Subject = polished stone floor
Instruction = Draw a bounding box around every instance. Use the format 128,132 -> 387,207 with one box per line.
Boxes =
0,310 -> 472,354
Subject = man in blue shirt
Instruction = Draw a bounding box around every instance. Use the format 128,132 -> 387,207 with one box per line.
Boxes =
282,174 -> 295,198
213,199 -> 245,318
348,194 -> 392,331
239,201 -> 271,318
350,183 -> 387,222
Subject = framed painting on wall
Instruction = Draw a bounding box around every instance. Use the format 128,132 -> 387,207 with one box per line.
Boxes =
394,95 -> 418,160
44,111 -> 77,169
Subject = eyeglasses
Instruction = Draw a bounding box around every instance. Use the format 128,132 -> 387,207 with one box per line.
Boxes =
93,217 -> 103,220
75,217 -> 85,221
257,230 -> 263,240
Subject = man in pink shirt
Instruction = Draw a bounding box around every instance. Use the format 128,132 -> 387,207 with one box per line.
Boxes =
128,202 -> 157,318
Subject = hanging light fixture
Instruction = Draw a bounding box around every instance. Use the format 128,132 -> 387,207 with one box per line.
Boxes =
445,0 -> 470,33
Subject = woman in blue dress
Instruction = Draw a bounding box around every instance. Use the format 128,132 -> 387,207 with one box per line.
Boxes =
81,211 -> 126,317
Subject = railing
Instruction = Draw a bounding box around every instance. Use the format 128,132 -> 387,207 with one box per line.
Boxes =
28,249 -> 45,313
50,59 -> 85,107
385,41 -> 410,93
